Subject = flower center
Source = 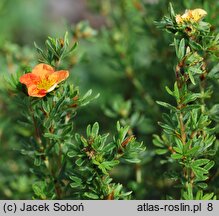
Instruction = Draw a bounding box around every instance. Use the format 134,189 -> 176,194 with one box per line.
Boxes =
37,77 -> 56,90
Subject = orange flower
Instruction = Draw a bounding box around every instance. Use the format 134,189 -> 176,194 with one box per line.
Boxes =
20,63 -> 69,97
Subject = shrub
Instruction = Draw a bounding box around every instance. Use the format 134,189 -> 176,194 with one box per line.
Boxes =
0,0 -> 219,199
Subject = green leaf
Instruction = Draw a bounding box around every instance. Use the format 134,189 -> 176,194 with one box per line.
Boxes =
202,193 -> 215,200
118,125 -> 129,143
153,135 -> 164,147
189,40 -> 203,50
50,96 -> 65,116
183,93 -> 201,104
34,157 -> 42,166
64,31 -> 69,46
44,133 -> 62,140
196,183 -> 208,189
84,192 -> 99,199
174,39 -> 179,59
102,142 -> 116,152
204,161 -> 215,171
155,149 -> 168,155
46,40 -> 59,59
34,42 -> 47,60
165,86 -> 174,96
130,112 -> 142,126
178,38 -> 185,60
192,159 -> 210,167
75,158 -> 85,166
195,190 -> 203,200
185,146 -> 200,156
81,136 -> 88,147
116,121 -> 121,131
208,104 -> 219,119
171,153 -> 183,159
173,147 -> 182,154
174,137 -> 183,150
158,122 -> 175,133
186,183 -> 193,200
80,90 -> 100,106
189,66 -> 203,74
124,158 -> 141,163
169,2 -> 175,20
67,150 -> 77,158
187,52 -> 203,64
99,160 -> 120,173
91,122 -> 99,136
188,70 -> 196,85
181,104 -> 201,112
69,176 -> 82,188
192,166 -> 208,179
103,108 -> 117,118
32,181 -> 47,200
156,101 -> 177,111
86,124 -> 91,137
68,42 -> 78,54
174,82 -> 180,101
82,89 -> 92,100
208,62 -> 219,78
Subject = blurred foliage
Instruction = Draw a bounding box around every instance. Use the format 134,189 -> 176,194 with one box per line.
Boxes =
0,0 -> 219,199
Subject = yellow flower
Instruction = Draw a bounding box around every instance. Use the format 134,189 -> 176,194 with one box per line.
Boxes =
176,9 -> 207,24
191,9 -> 207,21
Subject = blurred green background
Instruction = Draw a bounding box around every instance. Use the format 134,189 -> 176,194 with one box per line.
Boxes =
1,0 -> 219,199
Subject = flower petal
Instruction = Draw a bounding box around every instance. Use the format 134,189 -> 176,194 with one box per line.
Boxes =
32,63 -> 54,77
27,85 -> 47,97
191,9 -> 207,22
47,83 -> 58,93
176,8 -> 207,24
19,73 -> 40,87
50,70 -> 69,84
175,15 -> 183,24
